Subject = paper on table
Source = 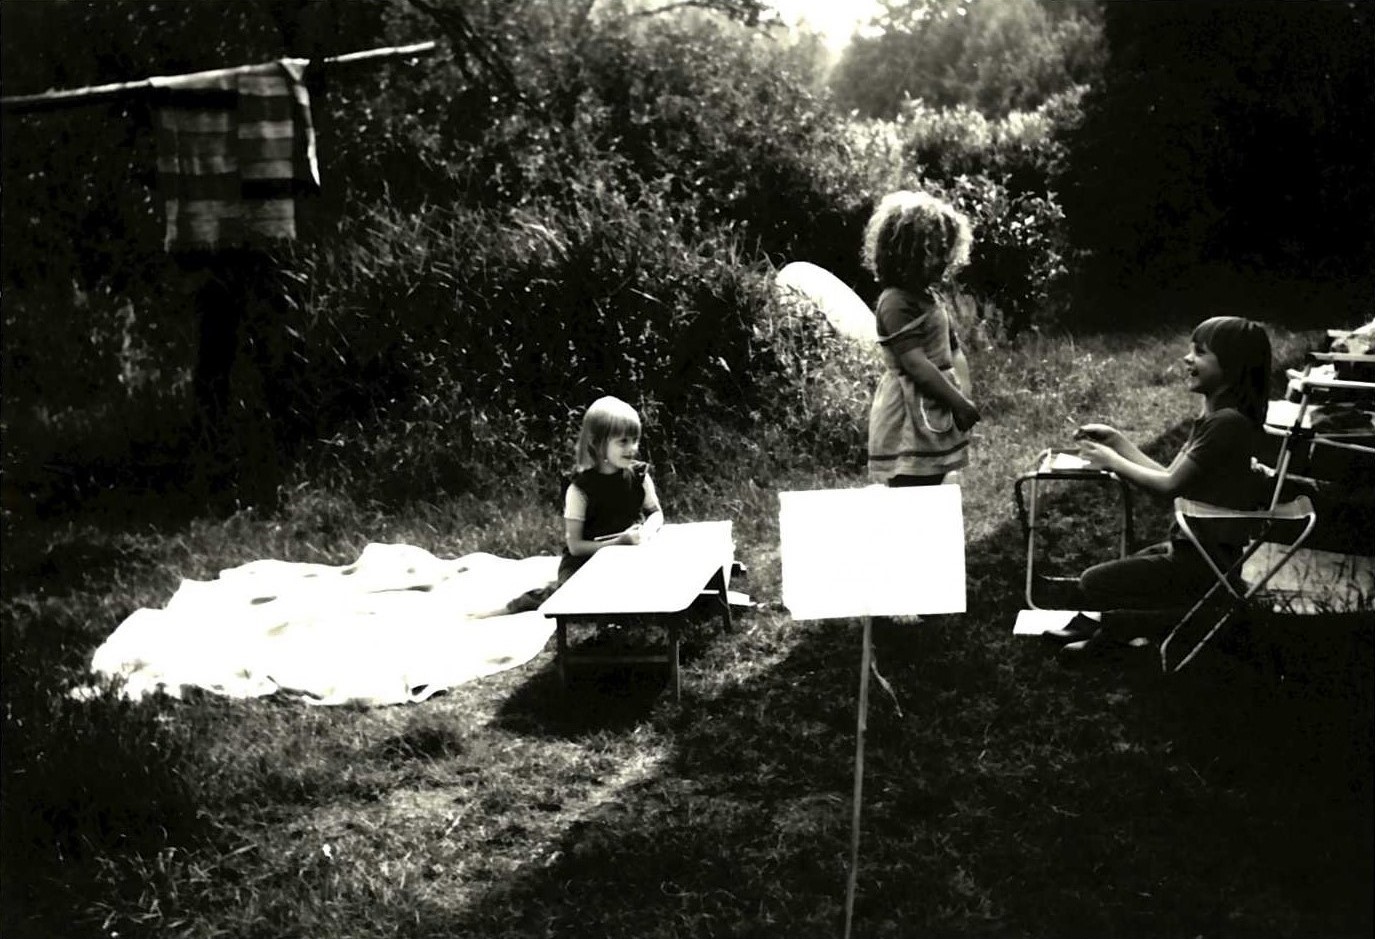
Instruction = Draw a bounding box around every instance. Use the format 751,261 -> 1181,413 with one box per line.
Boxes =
1041,450 -> 1093,472
1012,609 -> 1101,635
779,485 -> 966,621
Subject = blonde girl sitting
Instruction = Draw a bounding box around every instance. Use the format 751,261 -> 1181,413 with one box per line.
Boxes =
558,396 -> 664,583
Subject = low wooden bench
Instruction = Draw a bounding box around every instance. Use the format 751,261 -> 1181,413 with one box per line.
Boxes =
537,521 -> 734,702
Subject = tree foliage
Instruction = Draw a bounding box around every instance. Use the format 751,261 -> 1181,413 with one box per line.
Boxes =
831,0 -> 1103,118
0,0 -> 873,504
1061,0 -> 1375,297
6,0 -> 1372,510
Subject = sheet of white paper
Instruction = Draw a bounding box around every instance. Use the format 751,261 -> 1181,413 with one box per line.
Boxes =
779,486 -> 966,620
1041,450 -> 1092,472
1012,609 -> 1101,636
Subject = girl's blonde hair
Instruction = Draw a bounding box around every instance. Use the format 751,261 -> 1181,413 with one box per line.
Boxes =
573,396 -> 642,471
861,190 -> 973,291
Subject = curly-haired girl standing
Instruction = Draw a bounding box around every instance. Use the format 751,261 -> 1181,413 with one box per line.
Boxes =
862,190 -> 981,486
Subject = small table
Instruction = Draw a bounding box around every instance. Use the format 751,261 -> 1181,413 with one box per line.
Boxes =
1014,447 -> 1135,611
538,521 -> 734,701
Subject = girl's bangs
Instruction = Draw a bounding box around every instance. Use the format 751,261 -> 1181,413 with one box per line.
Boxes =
605,413 -> 640,438
1190,315 -> 1229,350
591,407 -> 640,440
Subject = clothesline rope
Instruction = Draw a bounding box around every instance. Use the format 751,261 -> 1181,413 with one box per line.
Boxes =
1,40 -> 437,113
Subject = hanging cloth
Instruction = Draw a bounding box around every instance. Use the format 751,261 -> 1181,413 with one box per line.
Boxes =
151,59 -> 320,251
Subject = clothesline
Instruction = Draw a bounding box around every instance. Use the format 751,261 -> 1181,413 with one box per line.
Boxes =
0,40 -> 437,114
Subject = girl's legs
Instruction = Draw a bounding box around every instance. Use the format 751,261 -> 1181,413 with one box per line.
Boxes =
1076,539 -> 1219,643
556,553 -> 586,585
888,473 -> 947,487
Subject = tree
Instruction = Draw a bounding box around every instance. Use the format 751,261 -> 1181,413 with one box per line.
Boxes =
1060,0 -> 1375,300
830,0 -> 1103,118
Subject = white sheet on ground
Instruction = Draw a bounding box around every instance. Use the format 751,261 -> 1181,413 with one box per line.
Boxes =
85,544 -> 560,706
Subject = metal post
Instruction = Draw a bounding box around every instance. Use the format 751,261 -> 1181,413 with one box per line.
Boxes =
843,615 -> 873,939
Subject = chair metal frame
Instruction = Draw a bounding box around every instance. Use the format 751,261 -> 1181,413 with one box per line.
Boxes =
1263,350 -> 1375,509
1162,495 -> 1318,673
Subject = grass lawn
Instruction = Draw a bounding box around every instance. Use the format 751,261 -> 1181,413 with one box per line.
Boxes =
2,323 -> 1371,938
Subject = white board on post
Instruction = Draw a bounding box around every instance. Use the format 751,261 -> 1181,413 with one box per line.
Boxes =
777,484 -> 967,939
779,485 -> 966,621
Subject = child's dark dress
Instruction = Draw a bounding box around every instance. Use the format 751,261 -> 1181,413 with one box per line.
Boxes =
558,463 -> 652,582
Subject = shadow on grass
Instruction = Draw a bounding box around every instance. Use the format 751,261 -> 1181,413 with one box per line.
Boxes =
4,401 -> 1368,938
0,525 -> 163,603
498,663 -> 672,736
427,437 -> 1373,937
497,612 -> 740,738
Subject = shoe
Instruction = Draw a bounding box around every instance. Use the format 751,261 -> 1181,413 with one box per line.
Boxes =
1058,635 -> 1151,666
1040,613 -> 1102,644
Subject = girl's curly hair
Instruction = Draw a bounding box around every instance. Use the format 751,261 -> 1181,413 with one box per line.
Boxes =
861,190 -> 973,291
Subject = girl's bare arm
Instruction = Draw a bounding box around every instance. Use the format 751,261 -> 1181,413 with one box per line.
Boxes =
1079,441 -> 1201,497
895,346 -> 980,429
564,517 -> 610,557
1075,423 -> 1165,472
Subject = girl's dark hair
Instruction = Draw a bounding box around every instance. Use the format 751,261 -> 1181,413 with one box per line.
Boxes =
1192,316 -> 1272,424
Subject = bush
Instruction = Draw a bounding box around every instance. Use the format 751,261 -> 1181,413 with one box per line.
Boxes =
2,0 -> 881,506
0,0 -> 1084,506
1059,1 -> 1375,301
284,181 -> 798,500
897,86 -> 1084,192
830,0 -> 1103,120
946,175 -> 1071,337
886,90 -> 1083,336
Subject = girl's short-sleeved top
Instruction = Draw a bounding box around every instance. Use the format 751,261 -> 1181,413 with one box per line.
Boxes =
563,463 -> 660,541
1176,407 -> 1265,511
875,288 -> 961,366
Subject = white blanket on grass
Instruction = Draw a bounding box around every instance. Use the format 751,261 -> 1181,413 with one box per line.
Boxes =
86,543 -> 560,706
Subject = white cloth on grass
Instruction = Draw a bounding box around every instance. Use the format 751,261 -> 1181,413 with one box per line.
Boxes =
83,543 -> 559,706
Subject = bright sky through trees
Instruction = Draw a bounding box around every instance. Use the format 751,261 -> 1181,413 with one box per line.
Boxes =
766,0 -> 882,51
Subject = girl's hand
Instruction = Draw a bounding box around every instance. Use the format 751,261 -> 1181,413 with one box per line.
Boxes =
594,525 -> 645,546
952,398 -> 981,432
1077,439 -> 1118,470
1073,423 -> 1122,448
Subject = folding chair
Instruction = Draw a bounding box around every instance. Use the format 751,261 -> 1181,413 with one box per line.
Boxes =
1161,495 -> 1318,673
1264,345 -> 1375,509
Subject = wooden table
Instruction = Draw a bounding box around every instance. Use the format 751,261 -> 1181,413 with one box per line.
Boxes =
538,521 -> 734,701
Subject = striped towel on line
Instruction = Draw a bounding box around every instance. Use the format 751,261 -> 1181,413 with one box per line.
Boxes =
152,59 -> 320,252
